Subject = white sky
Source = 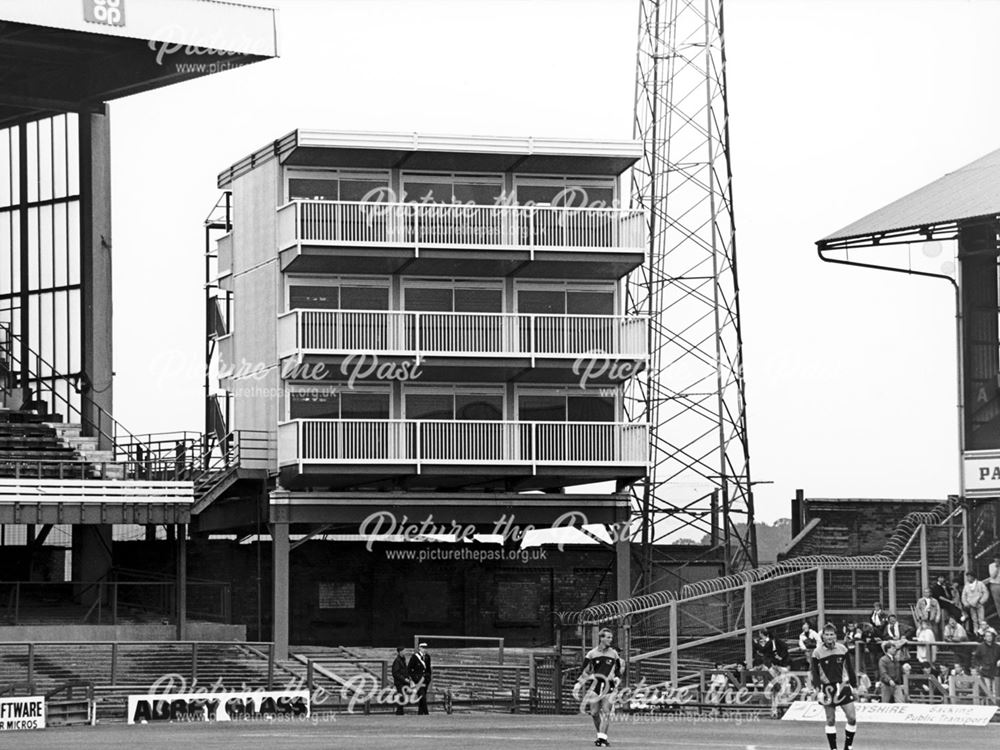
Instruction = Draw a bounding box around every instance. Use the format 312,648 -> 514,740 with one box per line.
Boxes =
106,0 -> 1000,524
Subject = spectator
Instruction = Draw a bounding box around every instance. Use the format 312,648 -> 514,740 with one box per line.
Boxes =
915,619 -> 936,665
914,587 -> 942,637
937,663 -> 952,692
731,661 -> 748,687
884,613 -> 902,641
974,620 -> 991,642
912,661 -> 947,703
869,602 -> 888,639
391,645 -> 410,715
931,575 -> 963,624
707,663 -> 729,715
989,555 -> 1000,624
798,620 -> 820,668
855,671 -> 872,702
952,578 -> 968,625
860,623 -> 881,676
753,629 -> 791,676
878,642 -> 906,703
962,571 -> 990,632
943,616 -> 968,643
842,621 -> 862,650
971,629 -> 1000,703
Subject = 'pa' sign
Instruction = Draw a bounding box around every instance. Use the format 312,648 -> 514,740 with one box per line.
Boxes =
963,450 -> 1000,497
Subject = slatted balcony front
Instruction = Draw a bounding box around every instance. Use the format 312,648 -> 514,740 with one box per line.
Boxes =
277,310 -> 646,384
276,200 -> 646,278
277,418 -> 648,491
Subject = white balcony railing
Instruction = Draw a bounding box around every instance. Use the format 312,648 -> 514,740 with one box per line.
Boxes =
277,200 -> 646,251
278,419 -> 648,468
278,310 -> 647,359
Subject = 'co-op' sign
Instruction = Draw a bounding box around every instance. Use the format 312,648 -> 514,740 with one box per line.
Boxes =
84,0 -> 126,27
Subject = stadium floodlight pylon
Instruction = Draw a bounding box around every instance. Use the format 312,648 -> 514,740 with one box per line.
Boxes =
627,0 -> 756,587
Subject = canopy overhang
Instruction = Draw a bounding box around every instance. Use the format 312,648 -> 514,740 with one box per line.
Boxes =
218,130 -> 643,188
817,147 -> 1000,252
0,0 -> 277,126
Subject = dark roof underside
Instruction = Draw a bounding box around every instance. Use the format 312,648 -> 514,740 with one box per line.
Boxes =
0,20 -> 270,127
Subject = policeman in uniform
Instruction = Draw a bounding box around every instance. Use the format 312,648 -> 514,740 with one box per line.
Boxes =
407,642 -> 432,715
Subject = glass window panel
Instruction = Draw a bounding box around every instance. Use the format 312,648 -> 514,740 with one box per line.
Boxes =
454,288 -> 501,313
66,116 -> 79,198
25,122 -> 37,203
39,293 -> 52,364
67,202 -> 80,286
288,178 -> 339,201
68,288 -> 80,374
38,205 -> 53,290
405,287 -> 452,312
516,184 -> 563,205
455,394 -> 502,421
290,390 -> 340,419
567,291 -> 614,315
11,215 -> 20,295
341,391 -> 390,419
518,290 -> 564,315
518,395 -> 565,422
37,118 -> 52,203
289,285 -> 338,310
52,116 -> 67,201
0,129 -> 12,208
403,181 -> 449,204
341,285 -> 388,310
53,204 -> 68,288
453,181 -> 503,205
26,207 -> 38,291
568,396 -> 615,422
405,393 -> 453,420
582,186 -> 615,208
0,213 -> 10,296
339,179 -> 389,202
53,292 -> 67,374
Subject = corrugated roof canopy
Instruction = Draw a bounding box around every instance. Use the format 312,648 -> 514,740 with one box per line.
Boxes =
818,147 -> 1000,250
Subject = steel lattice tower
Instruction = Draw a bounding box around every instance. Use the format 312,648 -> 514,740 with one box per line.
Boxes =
627,0 -> 756,586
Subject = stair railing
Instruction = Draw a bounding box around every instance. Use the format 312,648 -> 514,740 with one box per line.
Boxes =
1,324 -> 148,462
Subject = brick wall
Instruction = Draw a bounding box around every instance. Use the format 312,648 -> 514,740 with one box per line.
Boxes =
782,498 -> 944,559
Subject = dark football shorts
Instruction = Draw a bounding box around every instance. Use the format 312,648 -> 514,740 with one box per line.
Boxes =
819,683 -> 855,707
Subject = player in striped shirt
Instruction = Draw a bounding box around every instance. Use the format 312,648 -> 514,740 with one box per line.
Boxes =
810,622 -> 858,750
574,628 -> 624,747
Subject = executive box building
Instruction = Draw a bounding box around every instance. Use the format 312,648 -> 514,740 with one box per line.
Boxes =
205,131 -> 650,654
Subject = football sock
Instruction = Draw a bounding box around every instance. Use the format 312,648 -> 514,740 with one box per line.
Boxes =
844,723 -> 857,749
825,725 -> 837,750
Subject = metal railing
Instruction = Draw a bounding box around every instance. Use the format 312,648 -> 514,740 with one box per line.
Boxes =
278,309 -> 647,359
1,323 -> 145,459
278,419 -> 648,467
302,658 -> 532,713
277,200 -> 646,251
0,641 -> 277,691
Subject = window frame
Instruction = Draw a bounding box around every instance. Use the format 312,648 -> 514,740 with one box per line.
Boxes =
284,167 -> 392,204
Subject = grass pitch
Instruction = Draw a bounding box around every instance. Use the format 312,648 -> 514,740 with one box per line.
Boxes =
9,711 -> 999,749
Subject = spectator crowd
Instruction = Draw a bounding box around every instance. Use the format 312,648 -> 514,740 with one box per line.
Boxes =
718,560 -> 1000,707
